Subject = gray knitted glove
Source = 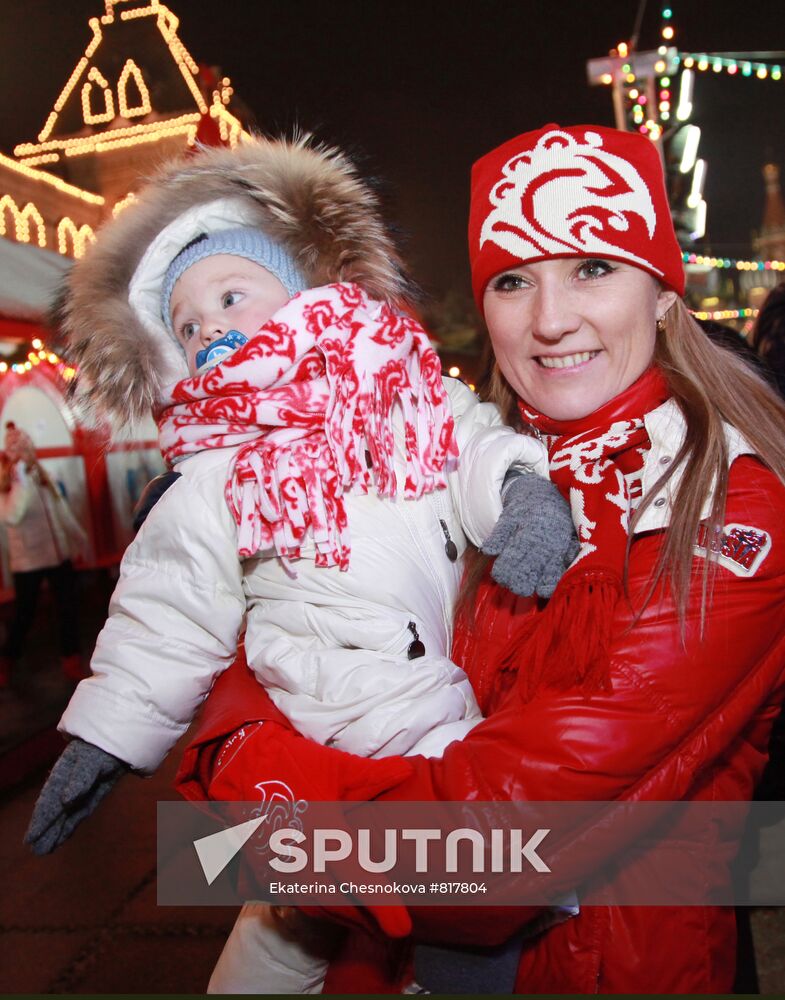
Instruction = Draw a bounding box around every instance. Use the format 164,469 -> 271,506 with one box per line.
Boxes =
25,738 -> 129,855
482,472 -> 580,598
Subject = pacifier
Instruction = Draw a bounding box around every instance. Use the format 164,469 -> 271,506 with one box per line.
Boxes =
195,330 -> 249,372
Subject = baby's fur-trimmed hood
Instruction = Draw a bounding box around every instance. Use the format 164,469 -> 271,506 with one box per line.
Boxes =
58,135 -> 416,421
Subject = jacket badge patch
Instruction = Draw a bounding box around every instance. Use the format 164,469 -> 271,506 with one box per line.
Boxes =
695,522 -> 771,577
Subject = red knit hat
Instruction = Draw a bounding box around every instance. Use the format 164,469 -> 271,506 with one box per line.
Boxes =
468,123 -> 685,310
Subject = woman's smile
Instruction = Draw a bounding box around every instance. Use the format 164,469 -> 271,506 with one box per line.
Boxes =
535,349 -> 601,371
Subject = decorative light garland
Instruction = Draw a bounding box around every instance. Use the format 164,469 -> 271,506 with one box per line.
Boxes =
0,339 -> 76,381
683,252 -> 785,272
1,1 -> 248,264
679,53 -> 782,80
82,66 -> 116,125
17,111 -> 203,158
117,59 -> 152,118
57,218 -> 96,258
0,195 -> 47,247
691,308 -> 759,321
112,192 -> 136,216
15,0 -> 250,164
0,151 -> 105,205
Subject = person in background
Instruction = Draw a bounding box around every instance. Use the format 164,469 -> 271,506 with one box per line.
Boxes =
751,281 -> 785,398
0,423 -> 86,686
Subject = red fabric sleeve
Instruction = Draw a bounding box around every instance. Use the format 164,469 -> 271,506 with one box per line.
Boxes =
182,457 -> 785,945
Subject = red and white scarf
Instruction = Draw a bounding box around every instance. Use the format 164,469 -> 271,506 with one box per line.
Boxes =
456,366 -> 670,703
157,283 -> 458,569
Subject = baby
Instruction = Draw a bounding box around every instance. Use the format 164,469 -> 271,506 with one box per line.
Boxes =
26,137 -> 577,994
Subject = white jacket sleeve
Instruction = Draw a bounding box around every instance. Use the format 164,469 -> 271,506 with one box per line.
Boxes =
443,378 -> 549,548
59,468 -> 246,772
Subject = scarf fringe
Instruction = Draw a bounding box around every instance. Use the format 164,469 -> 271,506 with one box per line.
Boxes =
497,572 -> 620,703
326,343 -> 458,504
207,286 -> 458,570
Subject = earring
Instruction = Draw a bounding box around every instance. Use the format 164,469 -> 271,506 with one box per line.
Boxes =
656,317 -> 666,334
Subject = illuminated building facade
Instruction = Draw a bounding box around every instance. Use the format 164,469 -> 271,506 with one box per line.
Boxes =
0,0 -> 245,261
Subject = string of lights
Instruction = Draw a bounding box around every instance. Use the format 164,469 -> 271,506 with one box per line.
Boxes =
683,252 -> 785,272
679,54 -> 783,80
0,339 -> 76,381
14,0 -> 244,163
691,308 -> 759,321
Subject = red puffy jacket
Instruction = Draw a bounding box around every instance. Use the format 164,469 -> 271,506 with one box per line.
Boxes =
177,456 -> 785,993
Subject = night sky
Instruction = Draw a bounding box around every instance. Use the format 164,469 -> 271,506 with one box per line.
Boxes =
2,0 -> 784,300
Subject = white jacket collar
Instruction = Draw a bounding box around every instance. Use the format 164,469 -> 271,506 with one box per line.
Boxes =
635,398 -> 754,534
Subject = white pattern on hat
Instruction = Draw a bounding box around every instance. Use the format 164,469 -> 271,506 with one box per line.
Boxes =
479,128 -> 662,275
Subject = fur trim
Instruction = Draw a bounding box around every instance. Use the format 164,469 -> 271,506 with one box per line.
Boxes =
58,135 -> 417,421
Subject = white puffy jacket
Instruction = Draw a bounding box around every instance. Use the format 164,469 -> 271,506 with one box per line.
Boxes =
60,379 -> 548,772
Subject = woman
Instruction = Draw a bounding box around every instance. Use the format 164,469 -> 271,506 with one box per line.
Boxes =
0,423 -> 86,686
176,123 -> 785,994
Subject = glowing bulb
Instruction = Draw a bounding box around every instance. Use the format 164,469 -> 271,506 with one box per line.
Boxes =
626,73 -> 636,83
448,366 -> 461,377
654,60 -> 666,73
679,125 -> 701,173
618,42 -> 628,57
32,338 -> 42,349
600,73 -> 613,84
0,363 -> 7,373
662,26 -> 674,39
683,57 -> 694,68
629,88 -> 639,99
663,7 -> 672,17
677,68 -> 694,120
727,63 -> 738,75
757,66 -> 768,79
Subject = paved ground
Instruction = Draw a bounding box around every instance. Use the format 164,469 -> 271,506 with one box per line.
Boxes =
0,573 -> 239,993
0,742 -> 238,994
0,572 -> 783,993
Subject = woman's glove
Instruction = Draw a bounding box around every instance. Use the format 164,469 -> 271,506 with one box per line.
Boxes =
482,471 -> 579,598
25,738 -> 130,855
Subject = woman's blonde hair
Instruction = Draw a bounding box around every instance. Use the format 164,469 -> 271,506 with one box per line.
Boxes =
468,298 -> 785,627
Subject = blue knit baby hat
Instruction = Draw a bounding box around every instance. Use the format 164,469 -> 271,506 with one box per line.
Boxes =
161,227 -> 308,331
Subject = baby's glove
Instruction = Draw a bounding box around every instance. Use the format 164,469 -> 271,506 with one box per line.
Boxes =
25,738 -> 130,855
482,471 -> 579,598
